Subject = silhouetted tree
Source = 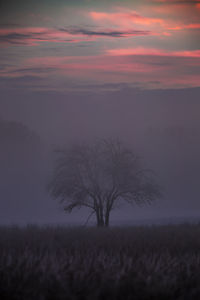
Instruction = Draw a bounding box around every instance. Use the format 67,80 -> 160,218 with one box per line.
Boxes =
48,139 -> 160,227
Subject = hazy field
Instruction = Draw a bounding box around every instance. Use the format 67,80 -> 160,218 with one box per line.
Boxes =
0,224 -> 200,300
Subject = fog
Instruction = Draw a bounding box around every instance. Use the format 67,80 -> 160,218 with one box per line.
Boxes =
1,87 -> 200,225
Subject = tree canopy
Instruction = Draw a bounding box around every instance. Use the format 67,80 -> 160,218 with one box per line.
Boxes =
49,139 -> 160,227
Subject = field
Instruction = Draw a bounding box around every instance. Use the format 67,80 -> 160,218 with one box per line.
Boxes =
0,224 -> 200,300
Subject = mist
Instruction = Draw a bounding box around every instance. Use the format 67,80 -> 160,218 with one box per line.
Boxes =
1,87 -> 200,225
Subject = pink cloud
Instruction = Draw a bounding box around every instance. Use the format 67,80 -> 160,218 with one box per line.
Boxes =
1,48 -> 198,89
26,55 -> 158,74
89,10 -> 165,28
1,43 -> 200,90
184,23 -> 200,29
89,8 -> 200,37
106,48 -> 200,58
152,0 -> 200,3
168,23 -> 200,30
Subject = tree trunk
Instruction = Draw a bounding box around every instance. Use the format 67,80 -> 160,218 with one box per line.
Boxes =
98,214 -> 105,227
97,218 -> 104,227
95,206 -> 110,227
98,220 -> 104,227
105,210 -> 110,227
96,208 -> 104,227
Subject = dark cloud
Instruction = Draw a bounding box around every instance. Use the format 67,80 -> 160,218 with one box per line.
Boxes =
0,23 -> 20,28
0,75 -> 45,90
13,67 -> 56,73
61,28 -> 151,38
0,27 -> 151,46
0,33 -> 35,45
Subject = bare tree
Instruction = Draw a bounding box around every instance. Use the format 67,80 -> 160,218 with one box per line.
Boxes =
48,139 -> 160,227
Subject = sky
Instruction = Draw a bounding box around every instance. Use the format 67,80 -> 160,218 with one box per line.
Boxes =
0,0 -> 200,92
0,0 -> 200,225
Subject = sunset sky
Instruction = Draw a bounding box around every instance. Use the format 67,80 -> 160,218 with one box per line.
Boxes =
1,1 -> 200,223
1,0 -> 200,92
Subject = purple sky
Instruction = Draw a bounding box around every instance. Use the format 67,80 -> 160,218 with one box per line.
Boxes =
0,0 -> 200,224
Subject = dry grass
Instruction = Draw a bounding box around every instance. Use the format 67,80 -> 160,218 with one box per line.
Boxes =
0,224 -> 200,299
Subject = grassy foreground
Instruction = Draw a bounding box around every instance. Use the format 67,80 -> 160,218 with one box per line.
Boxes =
0,224 -> 200,300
